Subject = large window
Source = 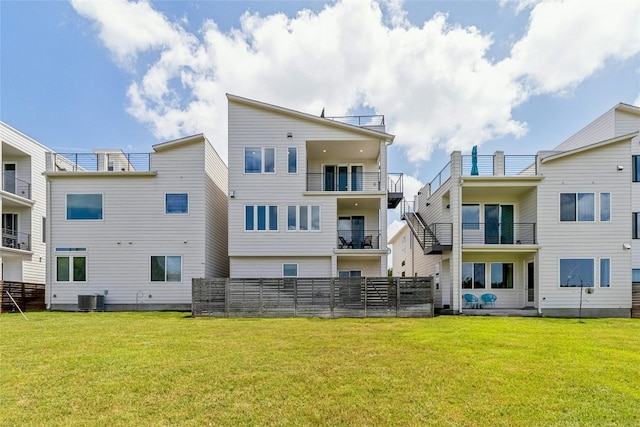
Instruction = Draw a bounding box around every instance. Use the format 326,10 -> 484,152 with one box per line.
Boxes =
245,147 -> 275,174
66,194 -> 103,220
245,205 -> 278,231
560,193 -> 594,222
633,155 -> 640,182
600,259 -> 610,288
633,213 -> 640,239
283,263 -> 298,277
56,256 -> 86,282
165,193 -> 188,214
151,256 -> 182,282
287,147 -> 297,173
462,263 -> 485,289
490,263 -> 513,289
559,258 -> 594,287
462,204 -> 480,230
600,193 -> 610,222
287,205 -> 320,231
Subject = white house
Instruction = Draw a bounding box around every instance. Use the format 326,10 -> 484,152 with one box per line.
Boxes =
44,134 -> 228,311
0,122 -> 49,285
227,94 -> 401,278
400,103 -> 640,317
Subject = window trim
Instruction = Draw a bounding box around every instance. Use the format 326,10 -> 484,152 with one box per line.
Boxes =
244,147 -> 276,174
462,262 -> 486,289
286,205 -> 321,232
599,192 -> 611,222
490,262 -> 514,289
287,147 -> 297,174
599,258 -> 611,288
66,193 -> 104,221
245,205 -> 278,232
165,193 -> 189,215
150,255 -> 182,283
283,263 -> 298,277
56,255 -> 87,283
559,258 -> 595,288
559,192 -> 595,222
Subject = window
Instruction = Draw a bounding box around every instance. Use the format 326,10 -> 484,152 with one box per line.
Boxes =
559,259 -> 594,287
66,194 -> 103,220
288,147 -> 297,173
286,205 -> 320,231
462,205 -> 480,230
462,262 -> 485,289
151,256 -> 182,282
339,270 -> 362,278
633,213 -> 640,239
633,155 -> 640,182
42,217 -> 46,243
165,193 -> 188,214
283,263 -> 298,277
490,263 -> 513,289
56,256 -> 86,282
560,193 -> 594,222
244,147 -> 275,173
600,193 -> 610,222
633,269 -> 640,283
600,259 -> 610,288
245,205 -> 278,231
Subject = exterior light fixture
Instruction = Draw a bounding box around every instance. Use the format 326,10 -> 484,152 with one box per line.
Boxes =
287,132 -> 293,138
623,243 -> 631,250
617,165 -> 624,171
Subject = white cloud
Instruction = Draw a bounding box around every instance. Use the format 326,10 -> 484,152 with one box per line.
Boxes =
71,0 -> 640,164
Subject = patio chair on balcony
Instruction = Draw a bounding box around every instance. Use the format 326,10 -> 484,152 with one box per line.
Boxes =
339,236 -> 354,249
481,293 -> 497,308
362,235 -> 373,249
463,293 -> 479,309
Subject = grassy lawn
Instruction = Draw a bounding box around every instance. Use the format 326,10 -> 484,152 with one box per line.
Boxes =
1,313 -> 639,426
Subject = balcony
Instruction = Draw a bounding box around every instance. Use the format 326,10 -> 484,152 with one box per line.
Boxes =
2,229 -> 31,251
462,223 -> 536,245
52,153 -> 151,172
306,172 -> 403,208
461,154 -> 538,176
337,230 -> 381,250
2,172 -> 31,200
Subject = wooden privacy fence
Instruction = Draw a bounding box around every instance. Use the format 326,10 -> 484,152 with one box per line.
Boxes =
192,277 -> 434,318
0,281 -> 46,313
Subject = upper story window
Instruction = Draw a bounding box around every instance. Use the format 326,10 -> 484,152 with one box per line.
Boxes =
560,193 -> 594,222
633,213 -> 640,239
633,155 -> 640,182
600,193 -> 610,222
462,204 -> 480,230
288,147 -> 297,174
600,259 -> 610,288
287,205 -> 320,231
66,194 -> 103,220
633,268 -> 640,283
246,205 -> 278,231
165,193 -> 188,214
245,147 -> 275,174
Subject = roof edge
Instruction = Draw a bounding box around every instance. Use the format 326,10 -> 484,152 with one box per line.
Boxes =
153,133 -> 206,152
542,131 -> 639,163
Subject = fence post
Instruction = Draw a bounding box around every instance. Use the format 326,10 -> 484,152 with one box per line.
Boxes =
259,278 -> 263,317
225,278 -> 230,317
364,278 -> 368,318
294,279 -> 298,317
396,278 -> 400,317
330,278 -> 335,319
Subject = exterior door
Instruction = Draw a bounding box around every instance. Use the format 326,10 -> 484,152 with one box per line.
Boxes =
485,205 -> 499,244
527,262 -> 535,306
338,166 -> 348,191
351,165 -> 363,191
351,216 -> 365,248
2,213 -> 18,248
501,205 -> 514,244
324,165 -> 336,191
3,163 -> 16,194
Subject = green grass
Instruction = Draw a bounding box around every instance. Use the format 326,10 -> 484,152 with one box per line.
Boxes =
1,313 -> 639,426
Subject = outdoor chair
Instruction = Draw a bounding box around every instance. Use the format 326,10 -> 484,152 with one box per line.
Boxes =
463,293 -> 479,309
339,236 -> 353,249
362,235 -> 373,249
481,293 -> 497,308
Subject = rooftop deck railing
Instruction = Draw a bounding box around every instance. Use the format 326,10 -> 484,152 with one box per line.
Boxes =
461,155 -> 538,176
325,115 -> 385,127
53,153 -> 151,172
2,173 -> 31,200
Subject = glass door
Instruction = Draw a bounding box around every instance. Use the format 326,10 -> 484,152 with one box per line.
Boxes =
484,205 -> 499,244
351,216 -> 365,248
527,262 -> 535,305
3,163 -> 16,194
338,166 -> 348,191
351,165 -> 363,191
500,205 -> 514,244
324,165 -> 336,191
2,213 -> 18,248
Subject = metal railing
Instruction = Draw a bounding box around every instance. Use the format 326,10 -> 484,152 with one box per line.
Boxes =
306,172 -> 381,192
325,115 -> 385,127
429,161 -> 451,195
2,229 -> 31,251
2,173 -> 31,199
337,230 -> 381,249
462,223 -> 536,245
388,173 -> 403,193
53,153 -> 151,172
461,155 -> 538,176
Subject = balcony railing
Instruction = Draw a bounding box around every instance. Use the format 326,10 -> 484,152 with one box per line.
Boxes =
307,172 -> 381,192
337,230 -> 381,250
2,172 -> 31,199
461,155 -> 538,176
462,223 -> 536,245
325,115 -> 385,127
2,229 -> 31,251
429,161 -> 452,195
52,153 -> 151,172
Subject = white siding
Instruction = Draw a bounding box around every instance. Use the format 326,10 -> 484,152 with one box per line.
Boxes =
554,109 -> 616,151
537,139 -> 632,310
231,256 -> 330,277
204,140 -> 229,278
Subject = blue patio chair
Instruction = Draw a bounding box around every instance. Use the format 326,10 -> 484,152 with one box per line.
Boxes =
481,293 -> 497,308
463,293 -> 479,309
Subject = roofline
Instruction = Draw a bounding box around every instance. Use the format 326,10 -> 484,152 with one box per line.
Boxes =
1,121 -> 54,153
152,133 -> 206,152
542,131 -> 639,163
615,102 -> 640,115
226,93 -> 395,143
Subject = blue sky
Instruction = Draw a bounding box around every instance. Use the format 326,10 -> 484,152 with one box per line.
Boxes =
2,0 -> 639,211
